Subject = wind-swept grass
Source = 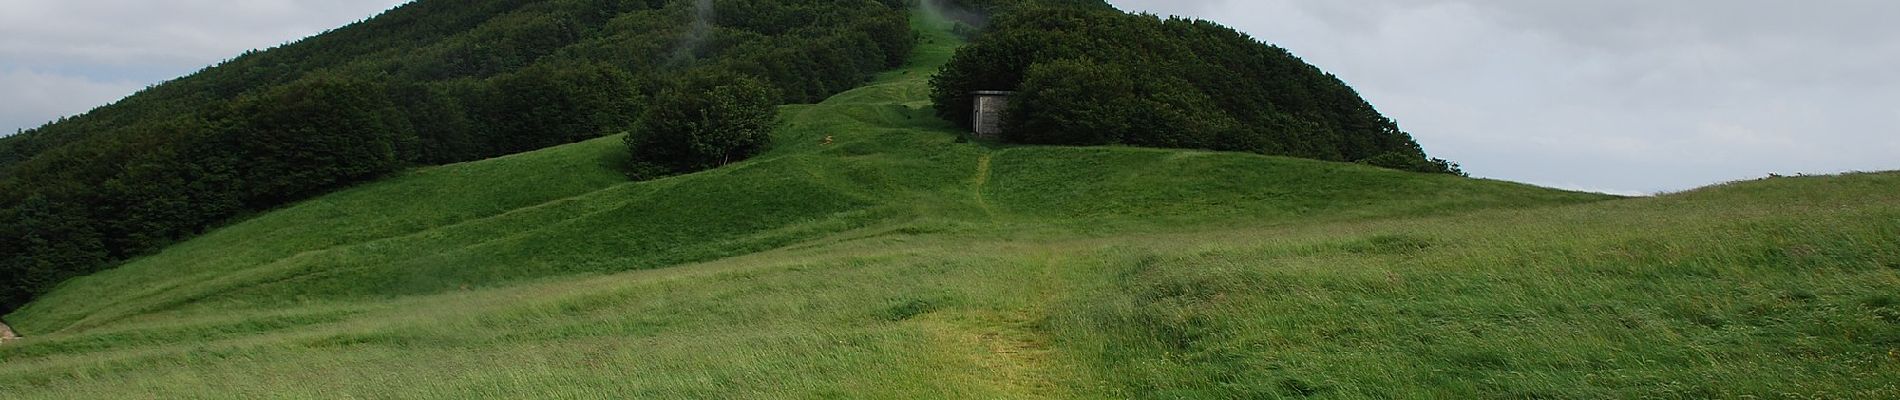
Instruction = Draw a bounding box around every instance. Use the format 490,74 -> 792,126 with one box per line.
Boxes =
3,9 -> 1894,399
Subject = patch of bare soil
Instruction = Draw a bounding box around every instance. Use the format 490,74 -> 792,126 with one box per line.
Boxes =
0,320 -> 19,343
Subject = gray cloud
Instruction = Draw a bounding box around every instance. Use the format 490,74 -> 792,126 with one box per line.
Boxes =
1108,0 -> 1900,194
0,0 -> 410,135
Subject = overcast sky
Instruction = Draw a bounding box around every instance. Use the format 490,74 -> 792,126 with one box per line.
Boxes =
3,1 -> 1896,194
0,0 -> 408,134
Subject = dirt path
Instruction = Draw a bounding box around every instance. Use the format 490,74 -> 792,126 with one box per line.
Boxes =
972,152 -> 997,217
917,249 -> 1070,398
0,320 -> 19,343
973,255 -> 1064,396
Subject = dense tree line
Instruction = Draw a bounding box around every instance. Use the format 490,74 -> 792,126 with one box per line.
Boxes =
929,1 -> 1462,175
0,0 -> 913,315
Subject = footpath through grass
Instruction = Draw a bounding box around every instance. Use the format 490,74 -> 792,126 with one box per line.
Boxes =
3,9 -> 1897,399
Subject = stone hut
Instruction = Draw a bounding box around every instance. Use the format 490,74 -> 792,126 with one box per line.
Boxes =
970,91 -> 1014,139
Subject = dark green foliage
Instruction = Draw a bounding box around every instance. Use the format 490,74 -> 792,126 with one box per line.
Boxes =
0,197 -> 108,313
0,0 -> 914,314
1007,59 -> 1241,149
708,7 -> 915,103
626,74 -> 777,178
931,3 -> 1462,175
478,62 -> 643,154
930,0 -> 1111,15
206,74 -> 412,207
1360,151 -> 1467,175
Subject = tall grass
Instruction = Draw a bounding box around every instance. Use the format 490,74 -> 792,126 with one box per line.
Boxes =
3,9 -> 1894,399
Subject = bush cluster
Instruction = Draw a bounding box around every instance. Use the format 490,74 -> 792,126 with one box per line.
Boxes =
625,73 -> 777,179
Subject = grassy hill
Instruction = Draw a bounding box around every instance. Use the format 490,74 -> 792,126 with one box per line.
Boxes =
0,0 -> 917,313
3,11 -> 1897,399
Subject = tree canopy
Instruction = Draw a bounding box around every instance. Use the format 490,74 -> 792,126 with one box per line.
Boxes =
625,73 -> 777,178
929,2 -> 1462,175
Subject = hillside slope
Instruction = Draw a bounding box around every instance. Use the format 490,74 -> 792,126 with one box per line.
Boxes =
3,11 -> 1599,337
4,10 -> 1896,399
0,0 -> 915,313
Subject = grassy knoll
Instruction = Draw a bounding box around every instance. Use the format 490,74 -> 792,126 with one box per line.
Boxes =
3,10 -> 1895,399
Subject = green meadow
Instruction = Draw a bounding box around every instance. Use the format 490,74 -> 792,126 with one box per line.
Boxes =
2,12 -> 1896,399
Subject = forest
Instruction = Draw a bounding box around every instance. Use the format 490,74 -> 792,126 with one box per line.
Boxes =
0,0 -> 913,314
929,0 -> 1462,174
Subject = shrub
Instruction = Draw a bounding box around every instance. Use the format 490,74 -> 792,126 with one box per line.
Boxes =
625,73 -> 778,178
